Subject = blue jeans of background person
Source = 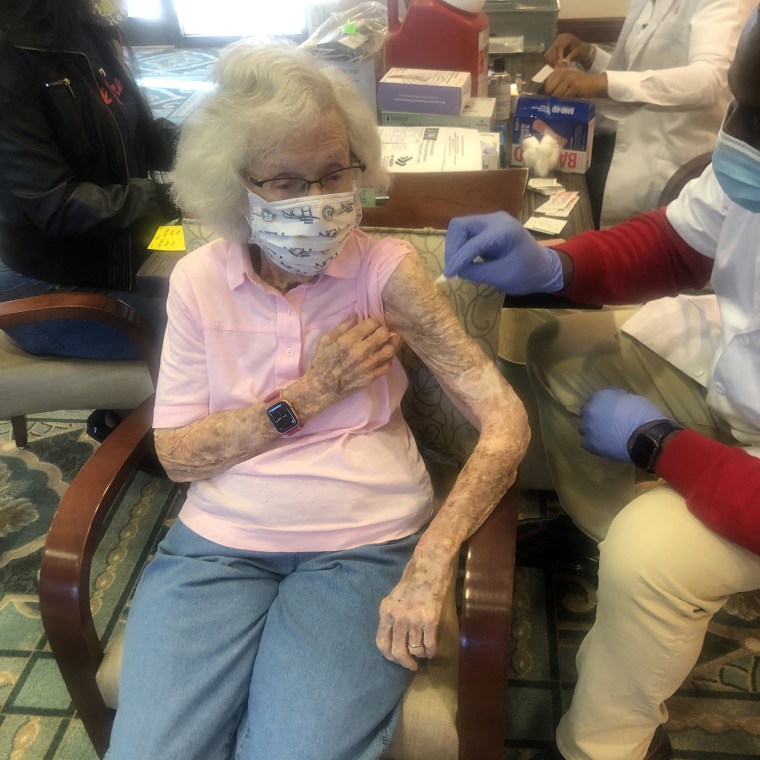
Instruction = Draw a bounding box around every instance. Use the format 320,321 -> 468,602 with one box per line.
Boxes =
106,520 -> 421,760
0,260 -> 166,359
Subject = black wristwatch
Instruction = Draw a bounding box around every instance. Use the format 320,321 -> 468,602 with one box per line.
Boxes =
264,390 -> 301,436
627,420 -> 684,473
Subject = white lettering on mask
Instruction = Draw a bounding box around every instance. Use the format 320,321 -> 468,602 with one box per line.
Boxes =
247,190 -> 362,277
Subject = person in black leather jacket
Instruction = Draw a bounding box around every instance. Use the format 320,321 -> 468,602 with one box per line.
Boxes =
0,0 -> 178,360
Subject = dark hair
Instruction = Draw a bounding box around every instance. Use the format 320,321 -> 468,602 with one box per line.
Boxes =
0,0 -> 89,41
1,0 -> 159,178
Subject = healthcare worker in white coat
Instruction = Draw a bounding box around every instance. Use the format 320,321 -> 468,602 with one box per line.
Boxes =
443,6 -> 760,757
543,0 -> 754,228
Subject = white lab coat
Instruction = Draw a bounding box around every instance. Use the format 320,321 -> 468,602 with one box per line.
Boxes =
622,165 -> 760,453
587,0 -> 753,228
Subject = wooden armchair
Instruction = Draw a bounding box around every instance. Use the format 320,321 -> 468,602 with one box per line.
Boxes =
0,293 -> 157,446
39,392 -> 519,760
39,168 -> 528,760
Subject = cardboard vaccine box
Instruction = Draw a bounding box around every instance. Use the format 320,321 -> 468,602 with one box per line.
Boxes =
511,95 -> 595,174
378,68 -> 472,116
380,97 -> 495,132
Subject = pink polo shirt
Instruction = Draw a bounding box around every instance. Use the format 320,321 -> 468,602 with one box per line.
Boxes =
153,230 -> 434,552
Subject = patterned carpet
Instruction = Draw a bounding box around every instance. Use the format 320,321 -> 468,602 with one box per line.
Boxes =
0,413 -> 181,760
0,413 -> 758,759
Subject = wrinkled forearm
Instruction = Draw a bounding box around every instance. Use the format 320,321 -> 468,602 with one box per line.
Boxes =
383,254 -> 530,585
155,404 -> 277,482
404,365 -> 528,581
154,372 -> 334,482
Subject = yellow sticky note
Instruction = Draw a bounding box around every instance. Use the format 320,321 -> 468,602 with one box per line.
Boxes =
148,225 -> 186,251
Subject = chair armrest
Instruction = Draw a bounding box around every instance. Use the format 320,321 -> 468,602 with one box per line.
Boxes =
456,481 -> 520,760
38,397 -> 154,757
0,293 -> 160,383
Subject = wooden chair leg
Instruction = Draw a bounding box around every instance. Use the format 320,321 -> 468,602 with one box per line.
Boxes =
11,415 -> 28,448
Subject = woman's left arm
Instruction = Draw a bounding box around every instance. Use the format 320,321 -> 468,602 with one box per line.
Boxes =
375,253 -> 530,671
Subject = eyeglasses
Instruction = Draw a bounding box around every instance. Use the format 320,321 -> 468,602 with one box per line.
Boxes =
247,163 -> 367,201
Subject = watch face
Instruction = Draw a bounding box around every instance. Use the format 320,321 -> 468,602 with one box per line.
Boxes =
266,400 -> 299,434
630,434 -> 658,472
628,420 -> 682,473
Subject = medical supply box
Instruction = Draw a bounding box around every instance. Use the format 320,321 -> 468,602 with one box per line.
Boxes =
511,95 -> 595,174
484,0 -> 560,53
380,97 -> 496,131
378,68 -> 472,116
331,52 -> 384,115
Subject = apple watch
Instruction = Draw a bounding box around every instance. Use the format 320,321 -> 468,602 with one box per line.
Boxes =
264,389 -> 301,436
627,420 -> 683,474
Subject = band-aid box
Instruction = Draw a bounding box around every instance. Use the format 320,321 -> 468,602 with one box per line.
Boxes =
511,95 -> 595,174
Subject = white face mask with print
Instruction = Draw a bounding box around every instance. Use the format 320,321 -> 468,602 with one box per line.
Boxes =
246,190 -> 362,277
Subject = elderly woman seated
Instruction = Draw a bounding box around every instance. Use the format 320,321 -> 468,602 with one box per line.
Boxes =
105,39 -> 529,760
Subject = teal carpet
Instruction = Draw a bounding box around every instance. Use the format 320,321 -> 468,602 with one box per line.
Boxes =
0,413 -> 758,758
0,413 -> 181,760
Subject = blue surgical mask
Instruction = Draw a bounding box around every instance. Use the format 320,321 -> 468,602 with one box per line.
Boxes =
712,128 -> 760,212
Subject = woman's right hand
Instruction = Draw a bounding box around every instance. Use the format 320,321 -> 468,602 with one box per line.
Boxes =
545,33 -> 595,70
305,315 -> 400,404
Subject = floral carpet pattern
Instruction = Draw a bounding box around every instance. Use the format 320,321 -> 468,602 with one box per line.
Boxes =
0,414 -> 758,758
0,413 -> 181,760
505,523 -> 760,759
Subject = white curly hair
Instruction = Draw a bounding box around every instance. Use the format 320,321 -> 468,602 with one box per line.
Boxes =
172,38 -> 389,243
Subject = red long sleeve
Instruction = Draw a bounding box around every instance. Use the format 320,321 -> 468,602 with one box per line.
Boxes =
557,208 -> 714,305
656,429 -> 760,556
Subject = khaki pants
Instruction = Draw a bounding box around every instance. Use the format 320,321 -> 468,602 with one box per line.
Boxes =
526,310 -> 760,759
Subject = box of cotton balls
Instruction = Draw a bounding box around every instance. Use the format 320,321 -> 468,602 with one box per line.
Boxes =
511,95 -> 595,175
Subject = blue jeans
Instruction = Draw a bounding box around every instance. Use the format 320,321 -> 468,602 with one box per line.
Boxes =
106,521 -> 420,760
0,260 -> 166,359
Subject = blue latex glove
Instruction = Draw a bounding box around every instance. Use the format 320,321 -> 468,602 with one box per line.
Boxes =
579,388 -> 670,462
444,211 -> 565,295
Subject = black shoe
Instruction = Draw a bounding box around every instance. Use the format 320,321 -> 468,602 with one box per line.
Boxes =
516,513 -> 599,578
87,410 -> 164,475
646,726 -> 673,760
86,409 -> 122,443
530,726 -> 672,760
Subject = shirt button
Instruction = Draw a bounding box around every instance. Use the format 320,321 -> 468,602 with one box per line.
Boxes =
286,348 -> 294,357
694,368 -> 704,378
714,381 -> 726,394
617,143 -> 627,152
740,335 -> 751,347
